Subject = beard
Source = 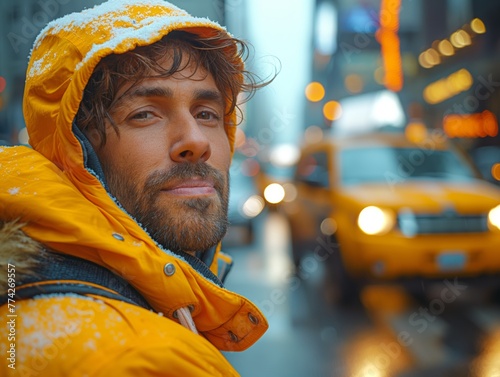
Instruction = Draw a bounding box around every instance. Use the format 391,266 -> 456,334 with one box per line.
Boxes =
103,162 -> 229,254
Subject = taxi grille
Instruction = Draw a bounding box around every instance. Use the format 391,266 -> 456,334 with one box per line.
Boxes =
397,212 -> 488,235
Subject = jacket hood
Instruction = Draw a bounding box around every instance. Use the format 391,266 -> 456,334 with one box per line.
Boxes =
24,0 -> 240,170
1,0 -> 267,352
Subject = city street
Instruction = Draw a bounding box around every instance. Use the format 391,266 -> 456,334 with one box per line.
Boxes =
224,212 -> 500,377
1,2 -> 500,377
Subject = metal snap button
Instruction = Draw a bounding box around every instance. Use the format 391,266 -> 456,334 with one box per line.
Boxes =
112,233 -> 124,241
163,263 -> 176,276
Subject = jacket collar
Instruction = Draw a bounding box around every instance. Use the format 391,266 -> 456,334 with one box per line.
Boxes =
0,146 -> 268,351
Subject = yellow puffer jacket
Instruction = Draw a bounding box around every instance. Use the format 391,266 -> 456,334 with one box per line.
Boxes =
0,1 -> 267,376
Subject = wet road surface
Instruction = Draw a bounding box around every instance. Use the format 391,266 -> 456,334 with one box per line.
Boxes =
223,212 -> 500,377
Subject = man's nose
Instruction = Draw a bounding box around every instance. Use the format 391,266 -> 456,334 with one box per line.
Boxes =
169,115 -> 212,163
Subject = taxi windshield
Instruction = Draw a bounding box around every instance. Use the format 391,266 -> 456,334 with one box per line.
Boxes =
340,146 -> 477,185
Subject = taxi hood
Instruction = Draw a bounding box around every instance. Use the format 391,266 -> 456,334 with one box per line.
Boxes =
341,179 -> 500,212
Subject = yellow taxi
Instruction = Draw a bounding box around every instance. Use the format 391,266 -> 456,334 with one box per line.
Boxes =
281,130 -> 500,301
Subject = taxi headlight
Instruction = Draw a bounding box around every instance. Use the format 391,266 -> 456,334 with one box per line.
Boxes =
357,206 -> 395,235
488,205 -> 500,230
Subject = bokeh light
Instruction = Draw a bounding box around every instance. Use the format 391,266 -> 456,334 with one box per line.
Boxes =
345,74 -> 364,94
405,122 -> 428,143
305,82 -> 325,102
242,195 -> 265,218
304,125 -> 324,144
323,100 -> 343,121
492,163 -> 500,182
438,40 -> 454,56
264,183 -> 285,204
470,18 -> 486,34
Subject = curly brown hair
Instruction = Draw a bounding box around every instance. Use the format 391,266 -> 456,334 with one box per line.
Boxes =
75,30 -> 269,148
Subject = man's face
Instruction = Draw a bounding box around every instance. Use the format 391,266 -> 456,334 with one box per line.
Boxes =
91,59 -> 231,255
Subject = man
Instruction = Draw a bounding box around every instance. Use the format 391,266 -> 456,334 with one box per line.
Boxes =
0,1 -> 270,375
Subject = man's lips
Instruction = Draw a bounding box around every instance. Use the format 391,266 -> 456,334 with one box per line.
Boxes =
161,179 -> 216,196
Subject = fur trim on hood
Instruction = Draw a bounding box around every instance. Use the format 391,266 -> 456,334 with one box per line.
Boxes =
0,220 -> 45,295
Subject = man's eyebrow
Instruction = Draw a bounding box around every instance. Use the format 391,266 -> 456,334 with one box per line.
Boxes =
112,85 -> 173,109
193,89 -> 225,108
115,86 -> 224,108
123,86 -> 174,100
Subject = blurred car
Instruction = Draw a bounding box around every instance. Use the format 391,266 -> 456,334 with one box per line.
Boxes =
281,131 -> 500,302
222,154 -> 266,248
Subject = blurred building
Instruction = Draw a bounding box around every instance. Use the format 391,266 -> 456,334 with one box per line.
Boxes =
305,0 -> 500,153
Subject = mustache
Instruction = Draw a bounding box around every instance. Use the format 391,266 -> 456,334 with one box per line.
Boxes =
144,162 -> 226,193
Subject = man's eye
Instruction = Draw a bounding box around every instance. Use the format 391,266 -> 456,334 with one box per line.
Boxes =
197,111 -> 219,120
131,111 -> 153,120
